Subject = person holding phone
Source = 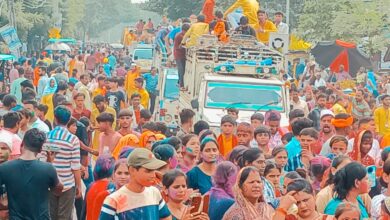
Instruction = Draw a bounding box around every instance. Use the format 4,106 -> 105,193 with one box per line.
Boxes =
162,170 -> 209,220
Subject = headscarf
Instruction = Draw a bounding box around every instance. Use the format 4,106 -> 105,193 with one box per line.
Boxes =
230,167 -> 270,220
349,130 -> 375,166
112,134 -> 139,159
211,161 -> 237,198
42,77 -> 58,97
139,130 -> 156,148
331,115 -> 353,128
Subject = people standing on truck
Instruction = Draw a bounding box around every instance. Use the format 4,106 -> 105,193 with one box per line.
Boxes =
224,0 -> 260,28
256,10 -> 277,44
181,15 -> 209,47
174,23 -> 190,91
136,19 -> 144,37
143,67 -> 159,114
210,11 -> 230,43
274,11 -> 289,34
234,16 -> 257,37
202,0 -> 215,24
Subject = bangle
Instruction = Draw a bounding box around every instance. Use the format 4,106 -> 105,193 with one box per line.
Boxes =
276,207 -> 287,216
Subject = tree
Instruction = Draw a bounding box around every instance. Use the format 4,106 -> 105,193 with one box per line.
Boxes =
296,0 -> 346,43
61,0 -> 86,38
331,0 -> 390,57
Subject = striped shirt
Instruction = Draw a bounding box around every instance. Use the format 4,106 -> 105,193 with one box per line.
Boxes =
100,185 -> 171,220
43,126 -> 81,191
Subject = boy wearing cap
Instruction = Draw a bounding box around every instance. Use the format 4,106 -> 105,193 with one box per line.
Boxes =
100,148 -> 171,220
217,115 -> 238,157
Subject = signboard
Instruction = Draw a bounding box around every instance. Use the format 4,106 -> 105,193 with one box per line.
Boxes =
0,25 -> 22,51
270,33 -> 289,54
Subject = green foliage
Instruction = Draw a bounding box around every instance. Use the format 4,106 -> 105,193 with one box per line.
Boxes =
296,0 -> 389,56
62,0 -> 86,38
331,0 -> 390,56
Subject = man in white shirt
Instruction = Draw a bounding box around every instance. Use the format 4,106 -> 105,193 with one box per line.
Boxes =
314,72 -> 326,89
274,12 -> 289,34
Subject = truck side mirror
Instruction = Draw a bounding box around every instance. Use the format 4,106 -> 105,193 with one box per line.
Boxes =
191,99 -> 199,110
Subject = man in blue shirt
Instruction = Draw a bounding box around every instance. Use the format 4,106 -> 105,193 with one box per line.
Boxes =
143,67 -> 159,114
285,117 -> 314,172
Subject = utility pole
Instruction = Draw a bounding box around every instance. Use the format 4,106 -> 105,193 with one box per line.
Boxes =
286,0 -> 290,27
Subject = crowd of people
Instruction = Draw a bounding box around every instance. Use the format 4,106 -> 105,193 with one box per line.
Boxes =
0,0 -> 390,220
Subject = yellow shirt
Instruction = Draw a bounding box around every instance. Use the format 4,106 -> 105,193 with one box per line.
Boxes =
124,70 -> 141,99
41,94 -> 54,124
182,22 -> 209,47
256,20 -> 277,43
331,103 -> 347,115
137,88 -> 150,109
91,106 -> 117,155
224,0 -> 259,26
374,106 -> 390,136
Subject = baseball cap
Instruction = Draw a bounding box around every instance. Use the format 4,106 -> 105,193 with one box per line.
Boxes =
320,109 -> 335,119
0,135 -> 12,151
127,148 -> 167,170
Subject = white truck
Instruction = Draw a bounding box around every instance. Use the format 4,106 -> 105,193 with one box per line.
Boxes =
132,44 -> 155,73
179,35 -> 290,131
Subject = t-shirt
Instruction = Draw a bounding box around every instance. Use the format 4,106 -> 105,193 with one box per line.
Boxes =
100,186 -> 171,220
187,166 -> 212,195
143,73 -> 159,94
0,159 -> 59,220
106,91 -> 125,114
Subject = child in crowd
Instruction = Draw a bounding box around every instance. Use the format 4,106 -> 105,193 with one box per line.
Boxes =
217,115 -> 237,157
178,134 -> 200,173
298,127 -> 318,168
327,135 -> 348,160
254,125 -> 272,158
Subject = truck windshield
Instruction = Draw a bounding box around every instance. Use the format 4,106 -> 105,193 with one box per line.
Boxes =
134,49 -> 153,60
164,73 -> 179,100
205,82 -> 284,111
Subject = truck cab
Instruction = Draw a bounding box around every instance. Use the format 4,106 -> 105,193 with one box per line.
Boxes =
155,68 -> 180,129
132,44 -> 154,72
179,35 -> 289,131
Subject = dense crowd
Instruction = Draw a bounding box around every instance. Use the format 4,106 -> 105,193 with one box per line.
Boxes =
0,0 -> 390,220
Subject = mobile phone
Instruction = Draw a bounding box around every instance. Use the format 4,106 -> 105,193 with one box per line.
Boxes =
202,194 -> 210,214
366,165 -> 377,188
190,196 -> 202,214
